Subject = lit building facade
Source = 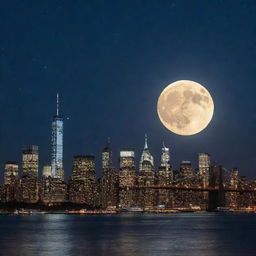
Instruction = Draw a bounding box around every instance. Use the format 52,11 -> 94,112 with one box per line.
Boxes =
101,167 -> 118,209
51,93 -> 64,180
180,161 -> 193,181
102,138 -> 112,169
157,143 -> 173,208
69,155 -> 100,206
40,177 -> 67,205
198,153 -> 211,187
42,165 -> 52,178
22,145 -> 39,178
139,134 -> 154,171
2,162 -> 19,202
17,176 -> 39,203
161,142 -> 170,169
137,160 -> 155,209
20,145 -> 39,203
101,141 -> 118,208
137,135 -> 155,209
119,149 -> 136,208
4,162 -> 19,185
226,168 -> 239,207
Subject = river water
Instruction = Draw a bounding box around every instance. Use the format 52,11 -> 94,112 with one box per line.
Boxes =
0,213 -> 255,256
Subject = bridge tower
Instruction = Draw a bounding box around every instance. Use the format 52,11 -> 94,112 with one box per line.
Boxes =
208,165 -> 226,211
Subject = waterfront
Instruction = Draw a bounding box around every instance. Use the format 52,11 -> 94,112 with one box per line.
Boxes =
0,213 -> 255,256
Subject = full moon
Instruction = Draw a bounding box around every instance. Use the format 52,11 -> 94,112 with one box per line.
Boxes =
157,80 -> 214,136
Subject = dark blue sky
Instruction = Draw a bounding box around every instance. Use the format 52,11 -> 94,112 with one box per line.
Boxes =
1,0 -> 256,180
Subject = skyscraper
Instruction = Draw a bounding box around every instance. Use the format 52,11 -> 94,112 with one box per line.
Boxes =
160,142 -> 170,169
119,149 -> 136,171
42,165 -> 52,178
69,155 -> 100,206
138,135 -> 155,209
102,138 -> 112,169
139,134 -> 154,171
180,161 -> 193,179
20,145 -> 39,203
226,168 -> 239,207
101,140 -> 118,209
3,162 -> 19,202
4,162 -> 19,185
198,153 -> 211,187
119,149 -> 136,208
157,143 -> 173,208
22,145 -> 39,178
71,155 -> 96,181
51,93 -> 64,180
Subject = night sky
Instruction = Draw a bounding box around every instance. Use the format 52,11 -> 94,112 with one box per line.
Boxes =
1,0 -> 256,180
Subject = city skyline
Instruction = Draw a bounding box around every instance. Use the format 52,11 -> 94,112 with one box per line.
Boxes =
2,102 -> 252,212
2,123 -> 255,212
0,91 -> 246,181
0,96 -> 248,181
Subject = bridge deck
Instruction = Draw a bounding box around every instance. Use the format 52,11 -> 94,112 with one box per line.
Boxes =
127,185 -> 256,192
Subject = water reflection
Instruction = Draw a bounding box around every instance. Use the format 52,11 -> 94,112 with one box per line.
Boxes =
0,213 -> 255,256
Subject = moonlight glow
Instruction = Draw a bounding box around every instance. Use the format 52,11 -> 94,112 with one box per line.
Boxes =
157,80 -> 214,136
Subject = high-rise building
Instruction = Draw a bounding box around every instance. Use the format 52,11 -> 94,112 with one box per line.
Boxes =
22,145 -> 39,178
42,165 -> 52,178
160,142 -> 170,169
14,145 -> 40,203
137,160 -> 155,209
119,149 -> 135,170
180,161 -> 193,179
175,161 -> 196,208
226,168 -> 239,207
102,138 -> 112,169
230,168 -> 239,188
17,176 -> 39,203
40,176 -> 67,205
157,143 -> 173,208
138,135 -> 155,209
69,155 -> 100,206
51,93 -> 64,180
100,167 -> 118,209
4,162 -> 19,185
101,140 -> 118,208
3,162 -> 19,202
198,153 -> 211,187
119,149 -> 136,208
71,155 -> 96,181
139,134 -> 154,171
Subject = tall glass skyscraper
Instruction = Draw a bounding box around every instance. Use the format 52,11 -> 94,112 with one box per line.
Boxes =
51,93 -> 64,179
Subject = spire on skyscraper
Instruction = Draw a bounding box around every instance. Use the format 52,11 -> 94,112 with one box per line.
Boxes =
162,141 -> 168,150
144,133 -> 148,150
107,137 -> 111,147
102,137 -> 113,169
56,93 -> 59,116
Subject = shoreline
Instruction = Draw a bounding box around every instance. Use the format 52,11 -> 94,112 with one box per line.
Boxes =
0,208 -> 256,215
